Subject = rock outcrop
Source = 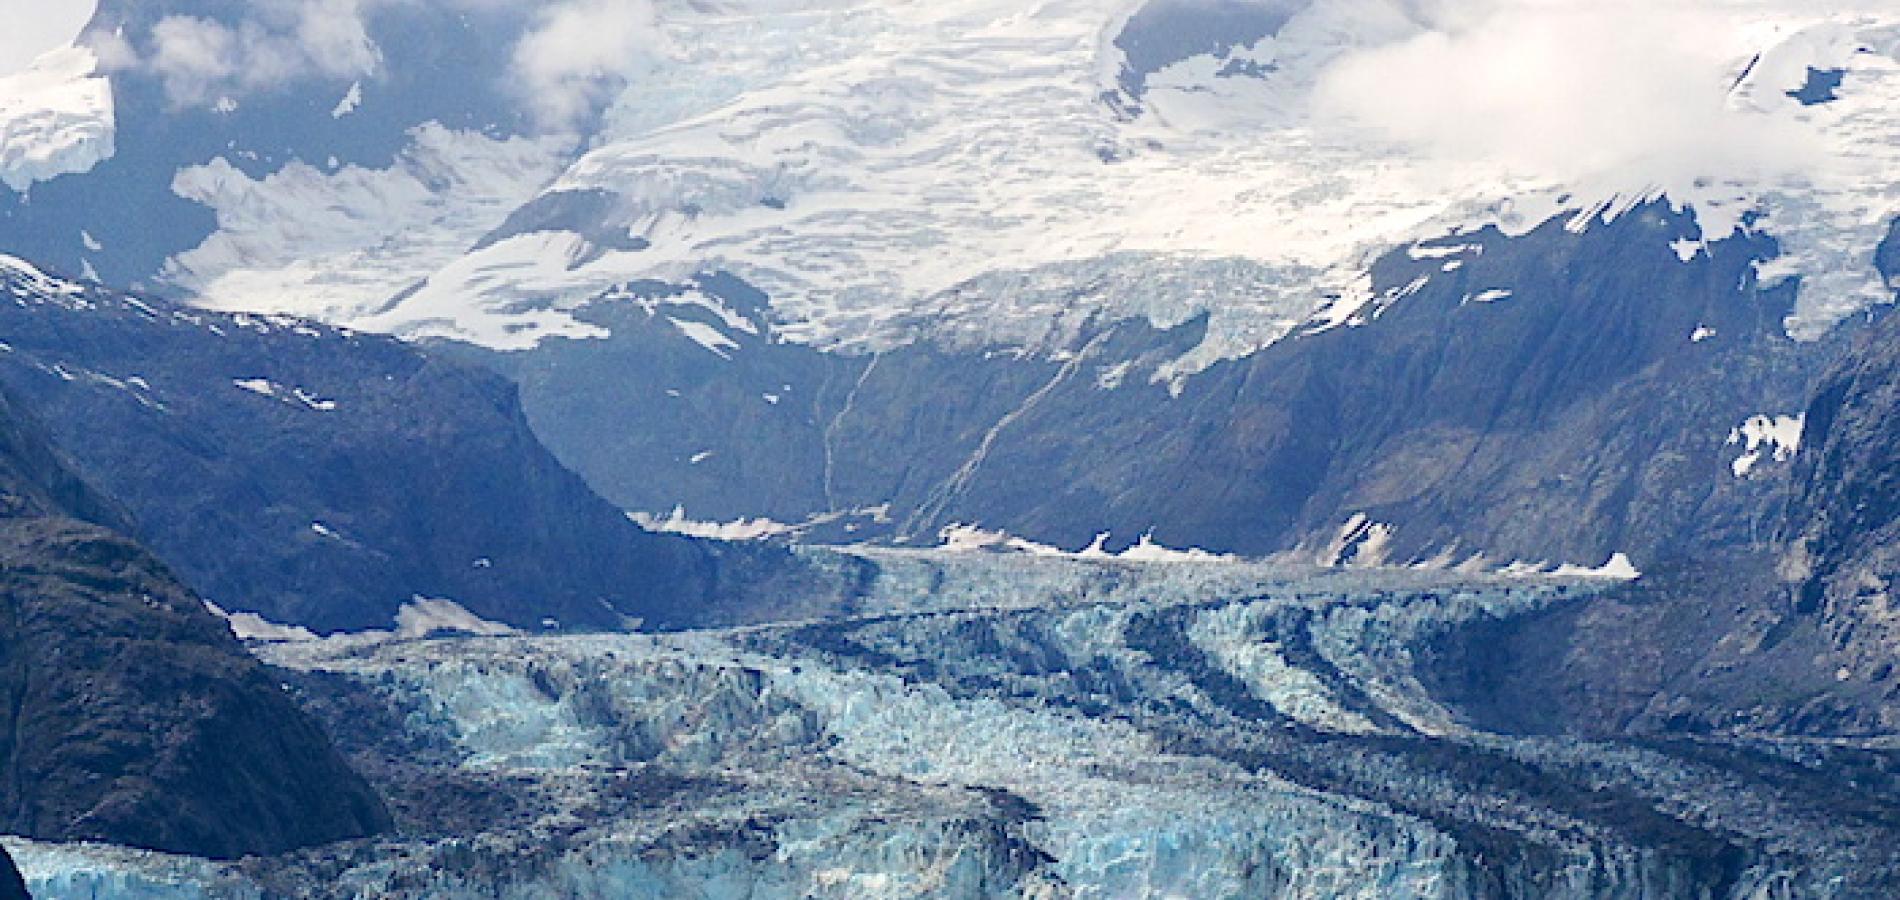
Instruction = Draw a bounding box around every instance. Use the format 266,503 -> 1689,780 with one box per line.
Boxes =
0,381 -> 390,859
495,203 -> 1822,572
0,260 -> 863,633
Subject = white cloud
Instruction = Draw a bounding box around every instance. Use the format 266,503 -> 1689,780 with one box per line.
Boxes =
0,0 -> 97,77
292,0 -> 380,73
1313,0 -> 1824,188
137,0 -> 380,108
512,0 -> 666,130
145,16 -> 240,104
100,0 -> 660,127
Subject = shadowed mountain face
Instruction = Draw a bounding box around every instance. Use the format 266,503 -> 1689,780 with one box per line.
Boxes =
1112,0 -> 1299,100
1417,230 -> 1900,741
0,387 -> 390,860
0,519 -> 392,858
482,203 -> 1827,574
0,261 -> 865,634
1776,301 -> 1900,725
0,383 -> 127,531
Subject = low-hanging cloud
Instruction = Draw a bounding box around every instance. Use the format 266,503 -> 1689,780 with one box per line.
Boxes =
1313,0 -> 1825,188
100,0 -> 664,127
122,0 -> 379,108
512,0 -> 667,130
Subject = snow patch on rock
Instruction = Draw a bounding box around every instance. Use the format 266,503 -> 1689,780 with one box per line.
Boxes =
230,377 -> 337,411
395,597 -> 520,640
630,506 -> 798,541
203,600 -> 321,643
1728,412 -> 1805,477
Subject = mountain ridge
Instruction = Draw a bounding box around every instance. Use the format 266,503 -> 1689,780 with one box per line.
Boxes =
0,375 -> 390,859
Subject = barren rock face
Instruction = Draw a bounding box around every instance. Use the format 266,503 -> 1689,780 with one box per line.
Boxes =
0,519 -> 393,858
0,261 -> 863,635
0,383 -> 389,860
1779,296 -> 1900,727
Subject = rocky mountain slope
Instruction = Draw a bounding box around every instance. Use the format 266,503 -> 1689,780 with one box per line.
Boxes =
0,518 -> 391,858
0,256 -> 862,634
479,201 -> 1840,574
1419,241 -> 1900,740
1775,282 -> 1900,726
0,384 -> 389,859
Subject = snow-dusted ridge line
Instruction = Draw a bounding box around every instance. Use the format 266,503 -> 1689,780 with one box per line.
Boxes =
205,596 -> 518,645
628,504 -> 892,542
629,506 -> 799,541
936,523 -> 1239,563
932,521 -> 1643,582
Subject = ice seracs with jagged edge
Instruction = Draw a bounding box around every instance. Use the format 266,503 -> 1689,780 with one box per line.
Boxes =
11,554 -> 1900,897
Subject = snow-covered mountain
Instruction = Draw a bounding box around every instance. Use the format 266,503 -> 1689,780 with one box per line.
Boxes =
6,1 -> 1887,356
11,4 -> 1900,896
0,46 -> 112,193
368,0 -> 1900,365
0,0 -> 1895,569
0,0 -> 1889,569
2,1 -> 1892,356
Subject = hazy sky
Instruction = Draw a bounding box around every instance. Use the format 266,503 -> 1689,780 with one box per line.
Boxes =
0,0 -> 95,75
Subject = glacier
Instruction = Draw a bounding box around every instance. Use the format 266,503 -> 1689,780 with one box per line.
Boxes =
164,123 -> 574,330
13,553 -> 1898,898
0,0 -> 1887,386
127,0 -> 1894,380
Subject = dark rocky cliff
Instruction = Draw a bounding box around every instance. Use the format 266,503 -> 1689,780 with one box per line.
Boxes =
0,519 -> 393,858
1420,217 -> 1900,739
486,203 -> 1826,572
0,262 -> 862,633
1774,292 -> 1900,727
0,386 -> 390,859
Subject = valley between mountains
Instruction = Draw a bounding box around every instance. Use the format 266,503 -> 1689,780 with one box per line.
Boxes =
2,0 -> 1900,897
